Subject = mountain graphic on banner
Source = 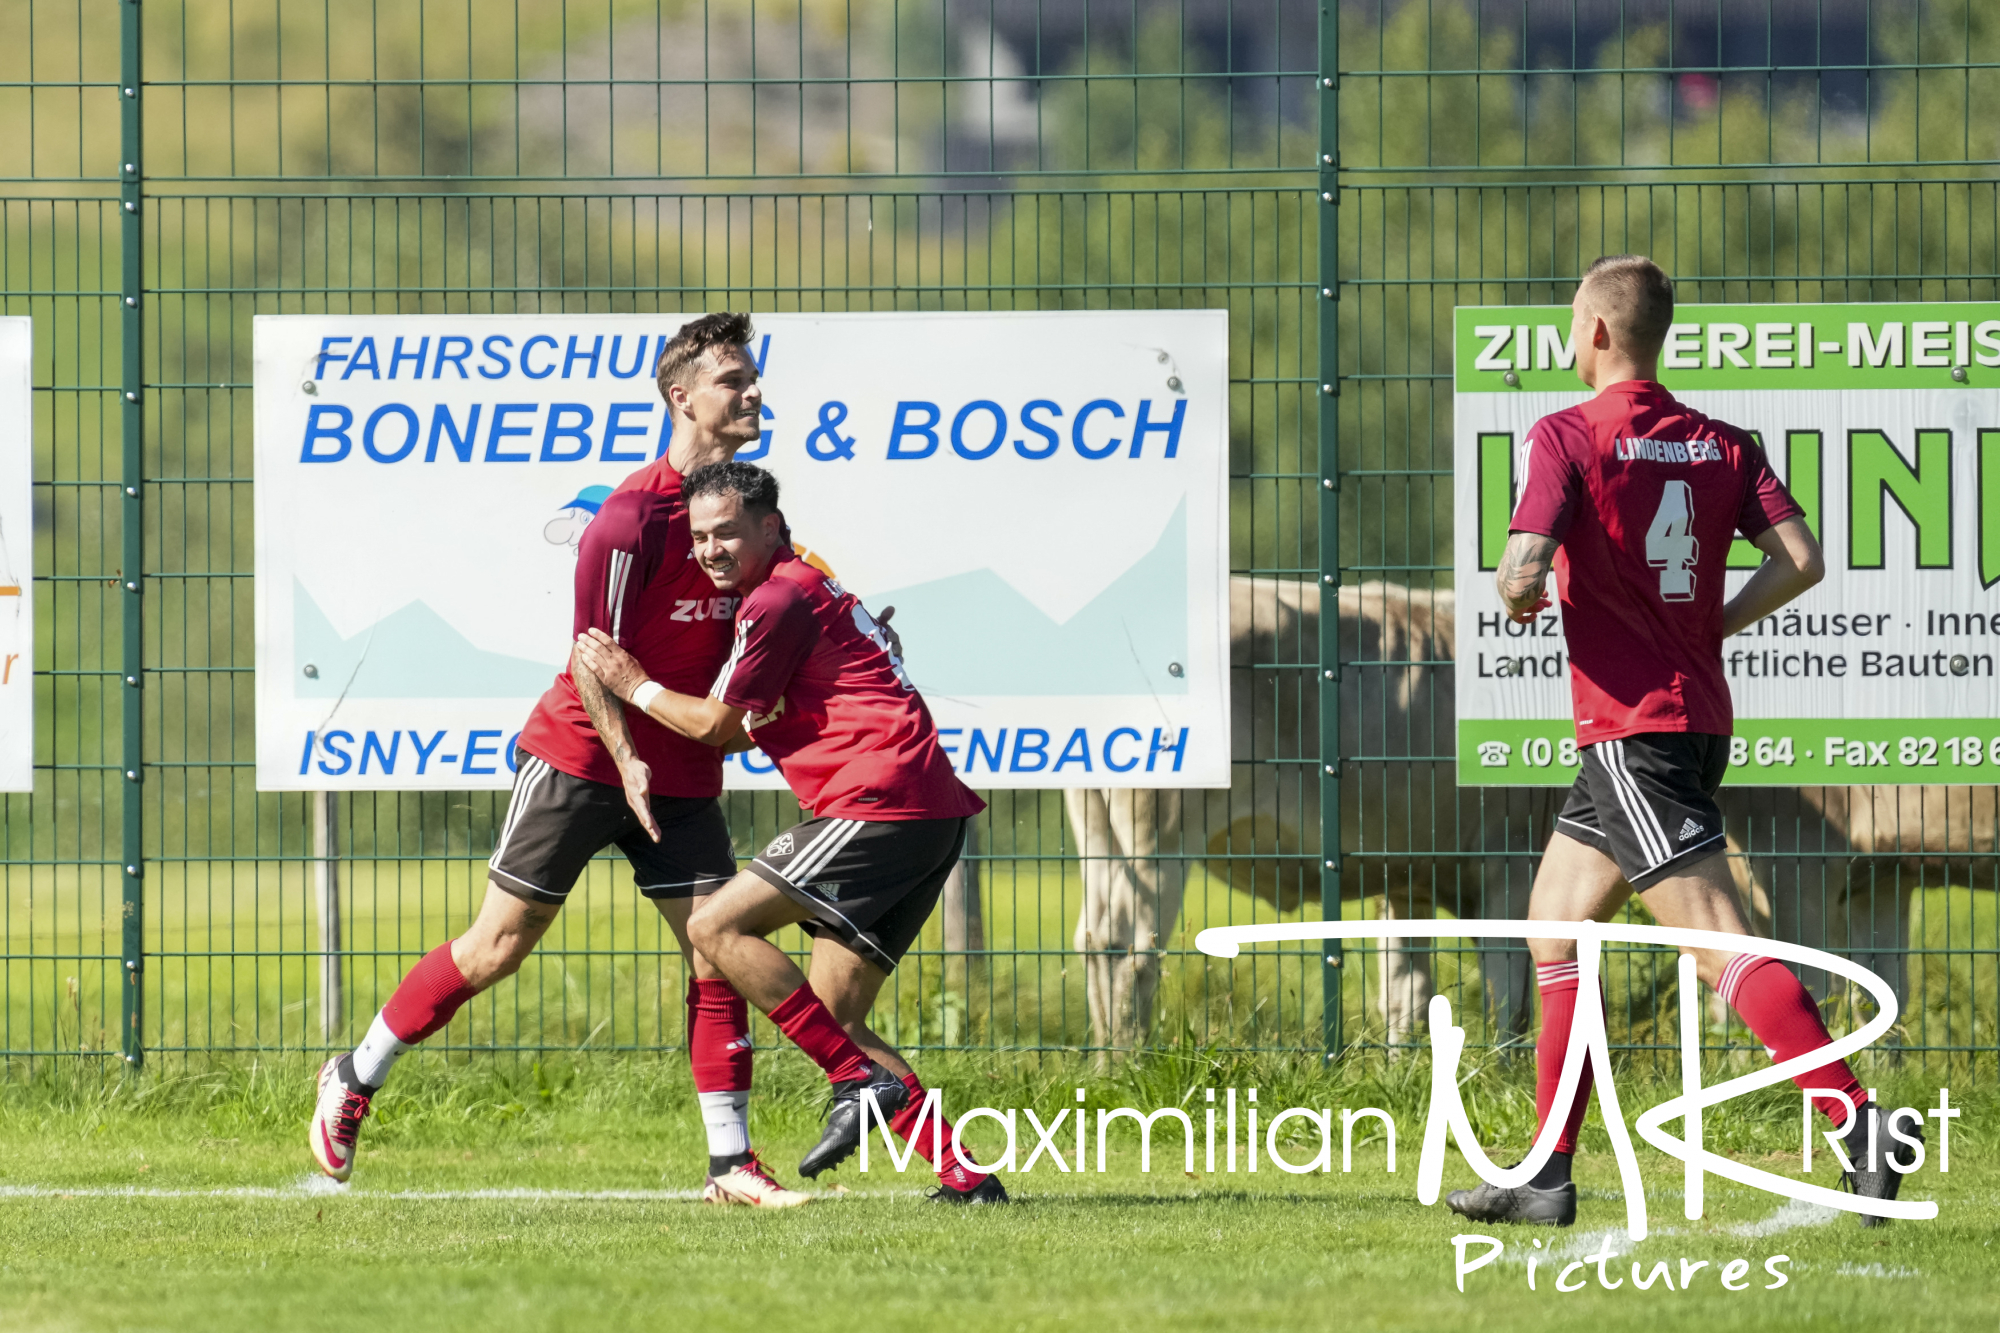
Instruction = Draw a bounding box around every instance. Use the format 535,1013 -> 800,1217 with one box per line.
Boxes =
861,499 -> 1188,698
294,580 -> 555,699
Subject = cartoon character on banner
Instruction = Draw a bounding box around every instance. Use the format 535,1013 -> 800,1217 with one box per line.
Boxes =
544,485 -> 613,552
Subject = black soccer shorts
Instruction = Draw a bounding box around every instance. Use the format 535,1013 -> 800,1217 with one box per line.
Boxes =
746,815 -> 970,973
487,750 -> 738,906
1555,732 -> 1730,891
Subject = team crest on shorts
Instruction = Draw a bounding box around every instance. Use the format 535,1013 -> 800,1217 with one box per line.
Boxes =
766,831 -> 795,857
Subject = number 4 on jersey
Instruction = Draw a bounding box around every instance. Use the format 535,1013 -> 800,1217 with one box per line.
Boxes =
1646,480 -> 1699,601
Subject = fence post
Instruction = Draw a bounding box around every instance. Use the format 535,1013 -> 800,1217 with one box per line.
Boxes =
117,0 -> 146,1068
1316,1 -> 1344,1062
314,792 -> 344,1045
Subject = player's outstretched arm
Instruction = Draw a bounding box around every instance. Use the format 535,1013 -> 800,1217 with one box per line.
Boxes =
575,628 -> 748,747
1721,516 -> 1824,638
1496,531 -> 1558,623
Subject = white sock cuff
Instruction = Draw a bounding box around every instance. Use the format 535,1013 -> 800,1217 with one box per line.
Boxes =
698,1090 -> 751,1158
350,1010 -> 412,1089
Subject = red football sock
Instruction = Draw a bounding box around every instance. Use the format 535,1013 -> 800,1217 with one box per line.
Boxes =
768,984 -> 871,1084
380,941 -> 477,1044
1719,954 -> 1865,1126
687,978 -> 753,1094
890,1072 -> 989,1191
1535,960 -> 1595,1155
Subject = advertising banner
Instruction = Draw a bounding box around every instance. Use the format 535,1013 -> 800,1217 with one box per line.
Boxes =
1456,301 -> 2000,785
0,318 -> 28,791
254,311 -> 1229,791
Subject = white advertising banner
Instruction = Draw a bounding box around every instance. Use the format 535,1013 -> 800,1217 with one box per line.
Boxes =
0,318 -> 29,791
1455,301 -> 2000,786
254,311 -> 1229,791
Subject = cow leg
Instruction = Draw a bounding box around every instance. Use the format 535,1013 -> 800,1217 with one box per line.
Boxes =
939,815 -> 984,1032
1375,880 -> 1433,1057
1084,790 -> 1185,1059
1066,788 -> 1118,1067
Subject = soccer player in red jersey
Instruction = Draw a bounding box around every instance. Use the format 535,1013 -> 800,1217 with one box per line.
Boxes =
574,461 -> 1009,1204
310,315 -> 809,1208
1446,256 -> 1913,1227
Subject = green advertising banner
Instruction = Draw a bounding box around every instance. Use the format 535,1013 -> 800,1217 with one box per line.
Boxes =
1453,302 -> 2000,786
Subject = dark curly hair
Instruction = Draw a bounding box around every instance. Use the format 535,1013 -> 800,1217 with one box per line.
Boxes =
684,460 -> 780,518
654,311 -> 756,401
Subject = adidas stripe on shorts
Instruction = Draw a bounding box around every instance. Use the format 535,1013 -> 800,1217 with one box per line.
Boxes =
747,815 -> 970,973
487,750 -> 737,906
1554,732 -> 1730,891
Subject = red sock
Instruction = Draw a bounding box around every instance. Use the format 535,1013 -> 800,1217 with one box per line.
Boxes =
380,941 -> 477,1043
890,1072 -> 989,1191
1535,961 -> 1595,1154
767,984 -> 871,1083
1719,954 -> 1865,1126
687,978 -> 754,1093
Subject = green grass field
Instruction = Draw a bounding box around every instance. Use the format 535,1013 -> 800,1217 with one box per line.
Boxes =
0,1054 -> 1992,1332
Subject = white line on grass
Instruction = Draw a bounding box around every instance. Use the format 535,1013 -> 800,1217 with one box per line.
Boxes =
0,1181 -> 920,1203
1722,1197 -> 1840,1237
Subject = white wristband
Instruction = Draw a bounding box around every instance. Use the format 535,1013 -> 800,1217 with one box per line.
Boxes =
630,681 -> 665,712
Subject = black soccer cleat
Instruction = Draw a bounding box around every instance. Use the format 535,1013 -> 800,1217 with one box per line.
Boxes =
798,1062 -> 910,1179
929,1175 -> 1011,1205
1445,1179 -> 1577,1227
1840,1102 -> 1922,1228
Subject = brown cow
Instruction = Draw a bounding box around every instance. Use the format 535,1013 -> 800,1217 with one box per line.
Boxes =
1065,579 -> 1559,1057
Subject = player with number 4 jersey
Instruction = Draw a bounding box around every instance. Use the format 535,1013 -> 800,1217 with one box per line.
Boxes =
1445,256 -> 1913,1233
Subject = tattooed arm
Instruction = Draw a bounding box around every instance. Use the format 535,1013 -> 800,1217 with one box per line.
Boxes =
1495,531 -> 1559,624
574,648 -> 662,843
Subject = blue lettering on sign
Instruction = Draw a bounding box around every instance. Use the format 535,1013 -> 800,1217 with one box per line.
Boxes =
1017,400 -> 1062,458
887,401 -> 941,459
607,334 -> 652,380
1103,727 -> 1143,772
408,729 -> 447,774
388,336 -> 428,380
504,732 -> 521,773
1010,728 -> 1051,772
563,335 -> 603,379
427,404 -> 481,462
486,403 -> 536,461
950,400 -> 1007,460
343,337 -> 381,380
301,404 -> 353,462
315,337 -> 352,377
360,730 -> 401,775
363,403 -> 421,463
965,728 -> 1007,774
479,335 -> 514,379
936,727 -> 964,763
601,402 -> 654,462
318,730 -> 355,776
1052,728 -> 1093,772
1147,727 -> 1189,773
1072,399 -> 1125,459
463,730 -> 503,775
724,748 -> 779,775
541,404 -> 594,462
519,335 -> 558,379
433,335 -> 473,379
1130,398 -> 1186,458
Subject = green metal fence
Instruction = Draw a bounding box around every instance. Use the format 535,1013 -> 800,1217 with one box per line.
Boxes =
1,0 -> 1994,1074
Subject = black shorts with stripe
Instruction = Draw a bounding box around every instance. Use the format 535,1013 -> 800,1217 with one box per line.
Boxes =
747,815 -> 969,973
1556,732 -> 1729,892
488,750 -> 737,906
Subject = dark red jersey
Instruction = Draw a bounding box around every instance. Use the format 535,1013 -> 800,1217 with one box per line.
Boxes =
516,460 -> 737,795
711,552 -> 985,820
1509,379 -> 1801,745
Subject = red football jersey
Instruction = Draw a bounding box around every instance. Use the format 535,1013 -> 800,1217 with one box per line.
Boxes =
711,552 -> 985,820
516,460 -> 737,795
1509,380 -> 1802,745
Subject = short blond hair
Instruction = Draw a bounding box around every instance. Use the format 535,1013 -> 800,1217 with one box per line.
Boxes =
1577,255 -> 1675,360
